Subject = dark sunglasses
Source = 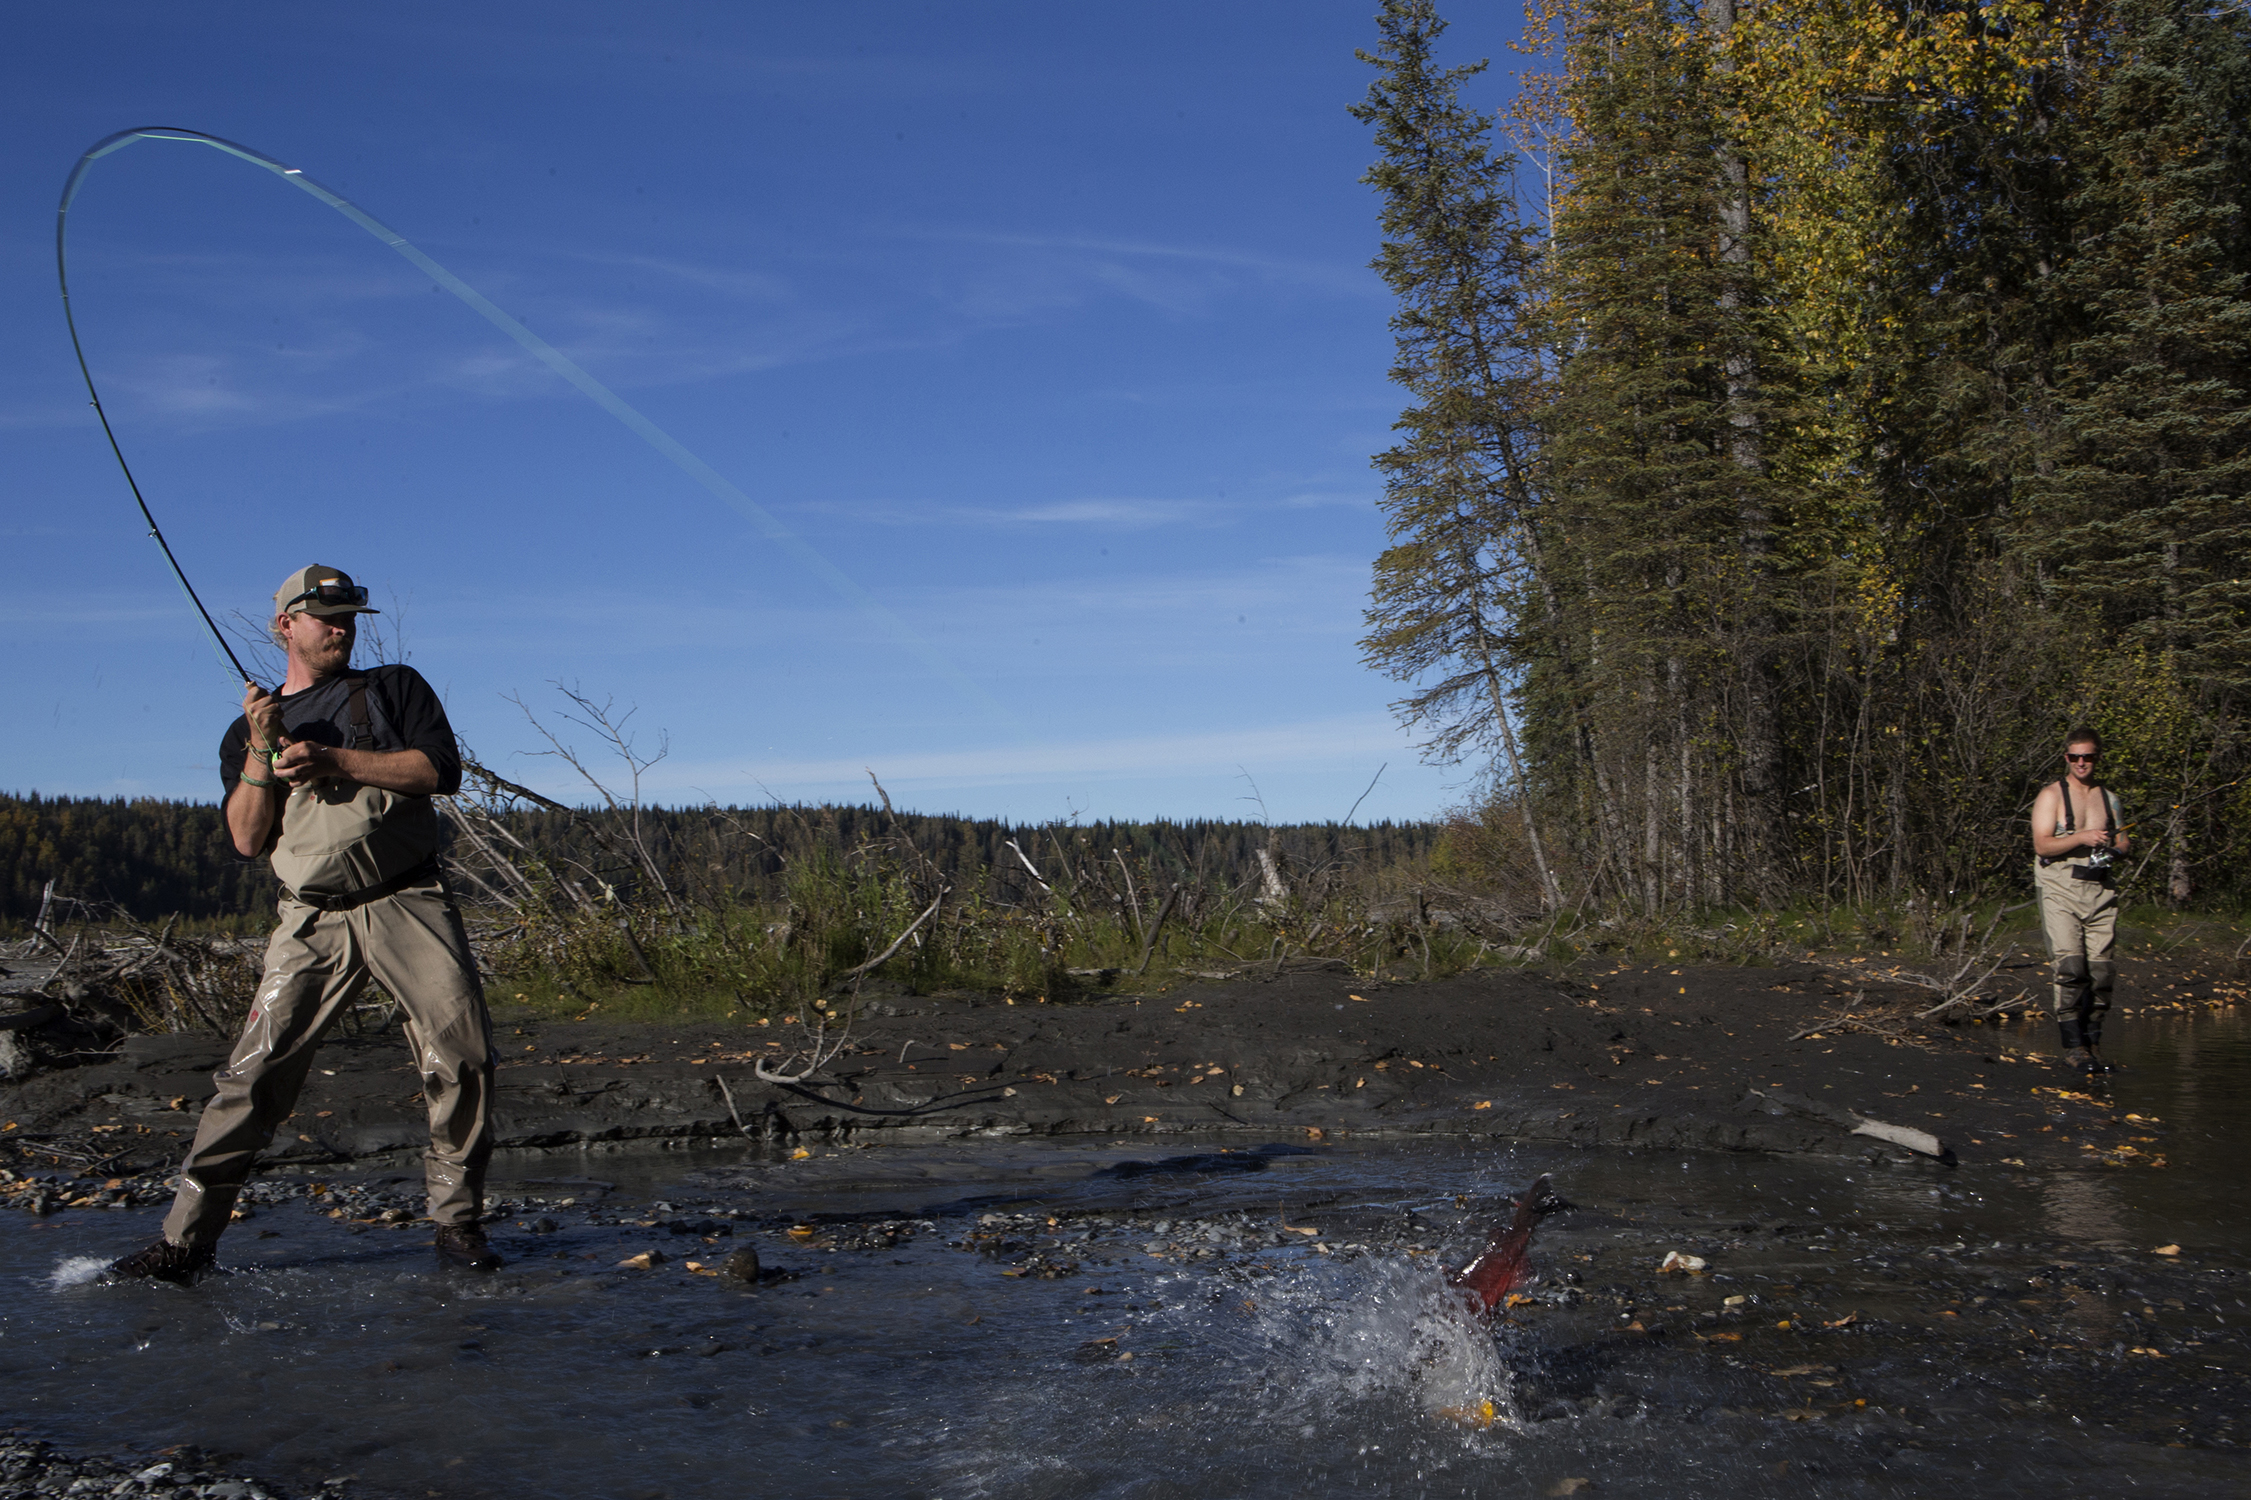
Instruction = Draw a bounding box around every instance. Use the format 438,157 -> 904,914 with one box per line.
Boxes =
285,582 -> 369,610
2065,752 -> 2099,763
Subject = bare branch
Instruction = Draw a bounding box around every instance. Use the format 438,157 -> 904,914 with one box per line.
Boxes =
826,887 -> 948,993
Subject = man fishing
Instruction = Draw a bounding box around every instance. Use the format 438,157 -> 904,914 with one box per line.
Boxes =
2030,727 -> 2129,1075
111,566 -> 501,1282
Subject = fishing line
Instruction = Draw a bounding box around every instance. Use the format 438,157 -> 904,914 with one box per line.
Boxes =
58,126 -> 1006,717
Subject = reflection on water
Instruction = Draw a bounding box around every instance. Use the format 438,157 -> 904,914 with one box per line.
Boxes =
0,1007 -> 2243,1499
2008,1002 -> 2251,1249
2039,1175 -> 2131,1249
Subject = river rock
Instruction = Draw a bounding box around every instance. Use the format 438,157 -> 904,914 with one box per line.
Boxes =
719,1247 -> 761,1281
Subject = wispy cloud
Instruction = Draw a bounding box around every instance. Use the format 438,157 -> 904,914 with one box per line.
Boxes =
656,711 -> 1413,796
792,495 -> 1225,531
29,209 -> 1379,437
911,227 -> 1374,298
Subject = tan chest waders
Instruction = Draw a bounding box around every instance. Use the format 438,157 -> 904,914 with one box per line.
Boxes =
268,679 -> 442,906
161,673 -> 493,1250
2034,777 -> 2121,1063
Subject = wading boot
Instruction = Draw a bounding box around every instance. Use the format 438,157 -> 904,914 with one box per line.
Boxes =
2057,1016 -> 2093,1072
2084,1020 -> 2117,1074
433,1223 -> 503,1271
107,1237 -> 215,1285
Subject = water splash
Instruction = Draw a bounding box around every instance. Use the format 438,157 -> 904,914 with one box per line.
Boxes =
49,1255 -> 113,1290
1240,1254 -> 1515,1428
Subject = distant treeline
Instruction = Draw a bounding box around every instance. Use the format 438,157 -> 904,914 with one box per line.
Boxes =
487,804 -> 1442,910
0,792 -> 1442,923
1,794 -> 270,922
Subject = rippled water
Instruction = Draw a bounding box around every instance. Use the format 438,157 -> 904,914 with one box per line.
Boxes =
4,1008 -> 2246,1499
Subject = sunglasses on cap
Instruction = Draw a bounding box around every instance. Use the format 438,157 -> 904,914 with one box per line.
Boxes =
283,581 -> 370,610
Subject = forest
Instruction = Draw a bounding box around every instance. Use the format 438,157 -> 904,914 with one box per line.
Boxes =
0,790 -> 1442,927
1357,0 -> 2251,910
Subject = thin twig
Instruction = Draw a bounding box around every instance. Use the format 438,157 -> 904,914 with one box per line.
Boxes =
1134,886 -> 1181,977
715,1075 -> 753,1137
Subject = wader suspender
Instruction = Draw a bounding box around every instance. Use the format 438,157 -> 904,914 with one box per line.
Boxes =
346,677 -> 373,750
2039,778 -> 2076,868
2041,778 -> 2117,873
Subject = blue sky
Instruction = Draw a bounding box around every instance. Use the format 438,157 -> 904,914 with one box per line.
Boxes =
3,1 -> 1528,824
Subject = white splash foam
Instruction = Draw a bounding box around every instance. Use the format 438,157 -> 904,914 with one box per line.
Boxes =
1127,1253 -> 1516,1433
49,1255 -> 114,1290
1278,1256 -> 1515,1421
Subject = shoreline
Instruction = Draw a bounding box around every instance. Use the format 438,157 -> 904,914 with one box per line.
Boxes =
8,954 -> 2233,1205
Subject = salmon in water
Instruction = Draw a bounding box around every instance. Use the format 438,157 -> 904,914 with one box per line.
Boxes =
1448,1173 -> 1574,1314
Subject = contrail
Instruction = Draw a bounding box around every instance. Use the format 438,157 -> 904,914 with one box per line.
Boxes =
58,126 -> 1006,716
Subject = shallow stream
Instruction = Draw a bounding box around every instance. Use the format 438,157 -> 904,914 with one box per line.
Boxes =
6,1010 -> 2246,1499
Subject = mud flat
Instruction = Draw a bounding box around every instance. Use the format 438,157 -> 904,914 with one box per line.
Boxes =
3,957 -> 2232,1178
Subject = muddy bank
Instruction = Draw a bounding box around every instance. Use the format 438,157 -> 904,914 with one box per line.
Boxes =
5,954 -> 2235,1194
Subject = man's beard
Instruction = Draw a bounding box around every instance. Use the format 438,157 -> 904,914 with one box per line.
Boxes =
302,634 -> 352,673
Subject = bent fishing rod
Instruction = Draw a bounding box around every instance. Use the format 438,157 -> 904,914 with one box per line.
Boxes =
58,126 -> 1007,717
56,132 -> 257,685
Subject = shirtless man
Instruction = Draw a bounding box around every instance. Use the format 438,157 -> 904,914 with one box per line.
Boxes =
2030,728 -> 2129,1074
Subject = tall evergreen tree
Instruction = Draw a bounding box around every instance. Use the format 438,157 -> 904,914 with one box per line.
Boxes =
2017,0 -> 2251,897
1354,0 -> 1561,907
1533,0 -> 1796,904
2028,0 -> 2251,688
1357,0 -> 2251,910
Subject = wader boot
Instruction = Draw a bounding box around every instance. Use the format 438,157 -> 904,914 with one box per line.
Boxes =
434,1223 -> 503,1271
2083,1012 -> 2116,1075
2052,959 -> 2097,1072
107,1237 -> 216,1285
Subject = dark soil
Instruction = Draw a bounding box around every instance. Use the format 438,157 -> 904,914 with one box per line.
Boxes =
4,954 -> 2232,1185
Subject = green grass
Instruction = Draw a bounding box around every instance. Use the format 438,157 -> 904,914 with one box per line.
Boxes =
478,844 -> 1507,1023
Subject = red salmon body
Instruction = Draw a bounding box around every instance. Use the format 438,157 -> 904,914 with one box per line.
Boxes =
1447,1173 -> 1573,1314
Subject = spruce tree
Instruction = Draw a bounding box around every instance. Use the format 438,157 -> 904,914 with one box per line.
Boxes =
1534,0 -> 1795,904
2028,0 -> 2251,688
1353,0 -> 1562,907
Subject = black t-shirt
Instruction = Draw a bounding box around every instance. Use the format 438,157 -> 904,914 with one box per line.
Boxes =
219,665 -> 464,802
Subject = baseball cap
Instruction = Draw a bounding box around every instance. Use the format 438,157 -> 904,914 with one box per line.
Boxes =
274,565 -> 380,618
